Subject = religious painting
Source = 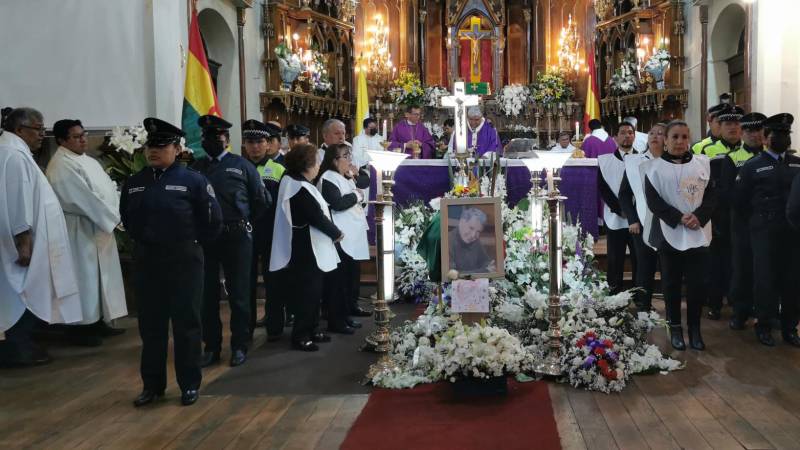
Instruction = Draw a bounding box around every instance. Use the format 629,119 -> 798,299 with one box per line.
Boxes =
440,197 -> 505,280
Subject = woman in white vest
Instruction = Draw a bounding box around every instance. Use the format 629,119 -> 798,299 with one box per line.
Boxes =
269,144 -> 343,352
316,144 -> 371,334
618,122 -> 666,311
644,120 -> 716,351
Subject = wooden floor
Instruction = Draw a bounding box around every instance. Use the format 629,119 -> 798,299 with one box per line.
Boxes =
3,302 -> 800,449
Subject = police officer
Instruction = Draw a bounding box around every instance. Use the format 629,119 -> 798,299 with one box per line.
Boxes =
726,112 -> 766,330
121,118 -> 222,407
703,105 -> 745,320
241,119 -> 285,338
192,115 -> 268,367
734,113 -> 800,346
692,103 -> 726,155
286,123 -> 311,149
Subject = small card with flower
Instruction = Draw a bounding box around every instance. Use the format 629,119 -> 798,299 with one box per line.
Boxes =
451,278 -> 490,313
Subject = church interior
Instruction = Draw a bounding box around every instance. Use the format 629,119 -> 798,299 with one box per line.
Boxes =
3,0 -> 800,449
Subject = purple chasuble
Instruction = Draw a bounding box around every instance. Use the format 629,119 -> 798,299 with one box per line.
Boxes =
389,121 -> 435,159
582,135 -> 617,159
467,122 -> 502,156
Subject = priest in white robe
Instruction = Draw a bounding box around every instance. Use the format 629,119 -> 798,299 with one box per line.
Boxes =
351,117 -> 383,168
45,119 -> 127,343
0,108 -> 82,367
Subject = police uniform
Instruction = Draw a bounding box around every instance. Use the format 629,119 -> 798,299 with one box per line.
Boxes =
726,112 -> 766,329
192,115 -> 268,367
241,120 -> 286,338
734,113 -> 800,346
703,105 -> 745,319
286,124 -> 311,148
692,103 -> 727,155
120,118 -> 222,406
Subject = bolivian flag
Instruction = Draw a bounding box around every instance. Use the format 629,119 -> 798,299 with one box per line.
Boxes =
182,6 -> 222,158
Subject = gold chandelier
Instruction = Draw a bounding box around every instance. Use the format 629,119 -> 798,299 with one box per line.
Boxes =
556,14 -> 584,75
360,5 -> 395,84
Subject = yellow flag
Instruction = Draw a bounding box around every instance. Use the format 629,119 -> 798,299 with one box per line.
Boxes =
355,66 -> 369,135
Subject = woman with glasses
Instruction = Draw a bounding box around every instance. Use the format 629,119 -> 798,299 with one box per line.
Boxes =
316,143 -> 370,334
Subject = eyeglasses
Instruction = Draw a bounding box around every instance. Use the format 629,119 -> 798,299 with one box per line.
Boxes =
21,125 -> 46,135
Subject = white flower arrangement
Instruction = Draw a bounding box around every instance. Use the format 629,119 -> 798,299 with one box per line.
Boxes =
497,84 -> 530,117
644,48 -> 671,73
609,51 -> 639,96
423,121 -> 445,140
506,124 -> 536,133
108,125 -> 148,155
424,85 -> 451,108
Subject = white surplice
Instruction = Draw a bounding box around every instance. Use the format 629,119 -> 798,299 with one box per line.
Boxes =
46,147 -> 127,324
0,132 -> 82,333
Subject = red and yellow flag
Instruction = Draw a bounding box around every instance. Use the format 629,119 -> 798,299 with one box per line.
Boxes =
583,44 -> 601,133
182,5 -> 222,157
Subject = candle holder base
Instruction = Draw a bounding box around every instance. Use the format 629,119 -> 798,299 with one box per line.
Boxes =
361,354 -> 398,385
534,355 -> 564,377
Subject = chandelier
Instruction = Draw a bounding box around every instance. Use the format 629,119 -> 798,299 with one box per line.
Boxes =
361,9 -> 395,85
556,14 -> 584,76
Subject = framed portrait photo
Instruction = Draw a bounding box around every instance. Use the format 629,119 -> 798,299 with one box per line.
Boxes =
440,197 -> 505,280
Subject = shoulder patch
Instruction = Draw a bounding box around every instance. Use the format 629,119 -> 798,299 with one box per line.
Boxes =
756,166 -> 774,173
127,186 -> 145,194
165,185 -> 188,192
225,167 -> 243,175
207,184 -> 216,198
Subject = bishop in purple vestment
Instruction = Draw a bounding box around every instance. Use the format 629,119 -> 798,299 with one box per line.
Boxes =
388,105 -> 435,159
458,107 -> 502,157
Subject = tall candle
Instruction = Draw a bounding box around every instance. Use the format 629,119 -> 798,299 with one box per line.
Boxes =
575,121 -> 580,139
546,169 -> 555,192
382,120 -> 387,141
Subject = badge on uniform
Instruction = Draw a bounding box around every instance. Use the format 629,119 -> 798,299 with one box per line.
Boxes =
128,186 -> 145,194
225,168 -> 243,175
756,166 -> 774,173
165,185 -> 188,192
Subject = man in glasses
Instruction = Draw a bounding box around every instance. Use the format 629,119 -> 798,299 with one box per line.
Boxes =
0,107 -> 82,368
45,119 -> 128,347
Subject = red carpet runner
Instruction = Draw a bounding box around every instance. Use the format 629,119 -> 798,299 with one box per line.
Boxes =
341,379 -> 561,450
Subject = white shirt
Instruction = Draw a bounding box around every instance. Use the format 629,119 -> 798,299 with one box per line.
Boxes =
633,131 -> 648,153
351,131 -> 384,168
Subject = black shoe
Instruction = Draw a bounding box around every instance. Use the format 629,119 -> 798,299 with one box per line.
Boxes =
291,340 -> 319,352
328,326 -> 356,335
782,332 -> 800,347
133,389 -> 164,407
729,316 -> 747,330
311,332 -> 332,343
756,329 -> 775,347
669,326 -> 686,351
200,351 -> 220,368
181,389 -> 199,406
94,321 -> 126,337
345,318 -> 363,329
230,349 -> 247,367
706,308 -> 721,321
351,307 -> 372,317
688,328 -> 705,351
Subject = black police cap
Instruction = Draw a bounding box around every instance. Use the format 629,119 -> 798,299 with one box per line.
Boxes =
286,124 -> 310,138
763,113 -> 794,132
198,114 -> 232,133
707,103 -> 727,116
242,119 -> 281,140
717,105 -> 745,123
143,117 -> 185,146
740,112 -> 767,130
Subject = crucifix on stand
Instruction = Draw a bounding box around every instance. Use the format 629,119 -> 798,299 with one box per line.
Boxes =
441,81 -> 481,184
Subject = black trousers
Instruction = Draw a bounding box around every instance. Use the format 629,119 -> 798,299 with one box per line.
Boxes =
606,227 -> 636,295
751,220 -> 799,333
202,228 -> 252,353
707,234 -> 731,310
265,268 -> 286,337
0,310 -> 38,363
323,246 -> 359,329
729,220 -> 754,320
659,245 -> 708,328
134,242 -> 203,392
631,232 -> 658,310
248,240 -> 270,331
283,265 -> 323,343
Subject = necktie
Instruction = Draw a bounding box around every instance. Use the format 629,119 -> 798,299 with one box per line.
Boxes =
153,169 -> 164,180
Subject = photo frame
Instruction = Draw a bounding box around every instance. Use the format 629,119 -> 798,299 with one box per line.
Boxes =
440,197 -> 505,281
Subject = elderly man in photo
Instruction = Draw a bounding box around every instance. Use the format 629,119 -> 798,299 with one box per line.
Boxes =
0,107 -> 82,367
448,106 -> 502,158
45,119 -> 127,347
449,207 -> 495,275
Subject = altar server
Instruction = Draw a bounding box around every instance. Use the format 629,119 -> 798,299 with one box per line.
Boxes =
317,143 -> 371,333
598,121 -> 638,294
727,112 -> 766,330
447,106 -> 502,158
270,144 -> 343,351
618,122 -> 665,310
193,115 -> 268,368
352,117 -> 383,167
388,105 -> 436,159
0,107 -> 82,367
644,120 -> 715,351
734,113 -> 800,347
121,117 -> 222,407
45,119 -> 127,345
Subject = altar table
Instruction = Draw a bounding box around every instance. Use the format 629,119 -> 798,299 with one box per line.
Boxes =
367,158 -> 599,245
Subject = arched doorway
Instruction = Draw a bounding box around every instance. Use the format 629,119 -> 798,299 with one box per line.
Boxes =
197,8 -> 236,124
710,4 -> 747,105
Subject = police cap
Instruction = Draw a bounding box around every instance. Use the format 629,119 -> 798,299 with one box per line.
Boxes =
740,112 -> 767,131
242,119 -> 270,141
198,115 -> 232,136
717,105 -> 745,123
763,113 -> 794,133
286,124 -> 310,139
143,117 -> 185,147
707,103 -> 727,117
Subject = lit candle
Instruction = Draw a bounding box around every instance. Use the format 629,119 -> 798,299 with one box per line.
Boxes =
546,169 -> 555,192
382,120 -> 387,142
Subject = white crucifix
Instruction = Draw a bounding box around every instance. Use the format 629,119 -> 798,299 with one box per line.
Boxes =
440,81 -> 481,154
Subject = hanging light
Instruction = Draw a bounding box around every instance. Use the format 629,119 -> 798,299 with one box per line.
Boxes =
556,14 -> 584,76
